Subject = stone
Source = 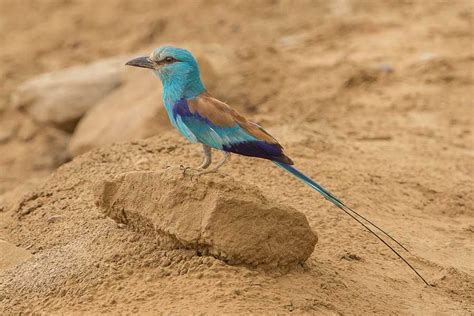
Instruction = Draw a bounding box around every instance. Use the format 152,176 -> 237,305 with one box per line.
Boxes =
95,169 -> 317,267
11,57 -> 125,132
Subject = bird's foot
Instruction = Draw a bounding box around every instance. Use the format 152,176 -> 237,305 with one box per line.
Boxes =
179,165 -> 204,176
179,152 -> 229,177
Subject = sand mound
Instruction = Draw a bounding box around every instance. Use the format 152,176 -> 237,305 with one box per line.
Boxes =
0,138 -> 319,313
95,169 -> 317,266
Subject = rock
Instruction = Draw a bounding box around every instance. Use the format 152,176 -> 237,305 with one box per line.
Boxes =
68,56 -> 217,157
95,169 -> 317,267
47,215 -> 64,223
11,57 -> 125,132
0,240 -> 32,271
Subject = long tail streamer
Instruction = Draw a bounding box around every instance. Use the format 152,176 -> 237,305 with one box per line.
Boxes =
273,161 -> 430,286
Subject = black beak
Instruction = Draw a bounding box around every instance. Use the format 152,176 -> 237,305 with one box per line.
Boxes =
125,56 -> 155,69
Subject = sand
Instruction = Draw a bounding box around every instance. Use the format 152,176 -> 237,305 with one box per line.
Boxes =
0,0 -> 473,314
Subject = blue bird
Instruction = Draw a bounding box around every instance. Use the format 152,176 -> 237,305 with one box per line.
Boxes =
126,46 -> 429,286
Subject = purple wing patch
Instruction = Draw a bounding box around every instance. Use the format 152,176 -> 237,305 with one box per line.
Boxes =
223,141 -> 293,164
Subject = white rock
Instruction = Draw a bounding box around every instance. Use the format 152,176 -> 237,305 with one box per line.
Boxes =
12,57 -> 125,132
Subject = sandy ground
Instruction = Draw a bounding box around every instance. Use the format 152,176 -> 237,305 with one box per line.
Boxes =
0,0 -> 473,314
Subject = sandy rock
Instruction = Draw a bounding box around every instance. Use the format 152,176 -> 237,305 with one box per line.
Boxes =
0,240 -> 32,271
68,57 -> 217,157
95,169 -> 317,267
11,57 -> 124,132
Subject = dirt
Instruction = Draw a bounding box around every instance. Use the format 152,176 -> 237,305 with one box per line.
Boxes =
0,0 -> 473,314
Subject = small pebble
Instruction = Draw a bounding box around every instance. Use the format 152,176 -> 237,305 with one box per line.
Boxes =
47,215 -> 64,223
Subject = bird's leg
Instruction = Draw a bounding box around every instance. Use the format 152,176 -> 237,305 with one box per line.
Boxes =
181,144 -> 212,175
198,144 -> 212,170
196,151 -> 230,175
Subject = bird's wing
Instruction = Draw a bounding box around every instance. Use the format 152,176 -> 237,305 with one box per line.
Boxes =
172,93 -> 293,164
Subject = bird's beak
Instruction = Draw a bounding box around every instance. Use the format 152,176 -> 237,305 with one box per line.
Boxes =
125,56 -> 155,70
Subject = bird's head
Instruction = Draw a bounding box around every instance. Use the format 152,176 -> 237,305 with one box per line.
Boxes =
126,46 -> 203,90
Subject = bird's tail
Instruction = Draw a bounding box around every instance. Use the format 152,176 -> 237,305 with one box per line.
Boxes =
273,161 -> 430,286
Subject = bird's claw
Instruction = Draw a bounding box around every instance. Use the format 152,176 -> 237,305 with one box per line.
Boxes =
180,165 -> 192,175
180,165 -> 203,178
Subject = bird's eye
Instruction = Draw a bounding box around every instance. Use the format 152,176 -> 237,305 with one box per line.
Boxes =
164,57 -> 176,63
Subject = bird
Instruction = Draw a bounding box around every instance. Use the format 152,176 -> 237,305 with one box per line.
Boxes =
126,46 -> 429,286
